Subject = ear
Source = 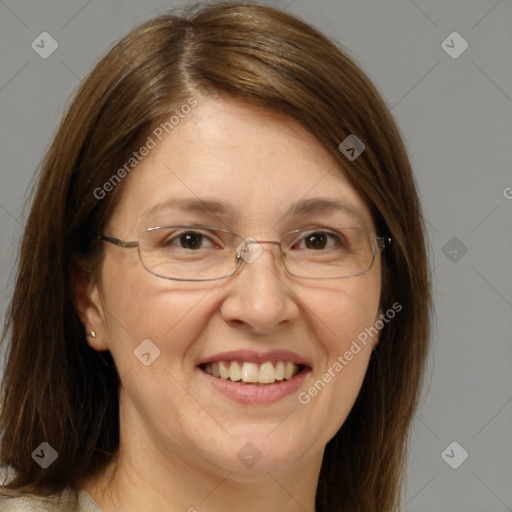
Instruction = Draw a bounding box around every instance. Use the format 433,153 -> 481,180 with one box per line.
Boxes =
72,258 -> 109,351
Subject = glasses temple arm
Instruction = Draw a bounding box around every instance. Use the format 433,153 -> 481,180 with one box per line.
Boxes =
97,235 -> 139,249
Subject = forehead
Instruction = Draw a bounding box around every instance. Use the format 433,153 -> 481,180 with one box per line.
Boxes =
108,97 -> 375,234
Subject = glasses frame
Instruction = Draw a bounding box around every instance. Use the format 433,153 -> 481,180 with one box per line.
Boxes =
98,225 -> 392,282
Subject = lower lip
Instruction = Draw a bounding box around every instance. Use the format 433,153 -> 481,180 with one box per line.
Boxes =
198,367 -> 310,405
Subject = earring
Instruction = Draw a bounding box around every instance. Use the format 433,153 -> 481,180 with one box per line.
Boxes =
86,331 -> 96,338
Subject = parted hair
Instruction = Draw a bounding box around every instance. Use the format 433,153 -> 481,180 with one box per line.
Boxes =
0,2 -> 432,511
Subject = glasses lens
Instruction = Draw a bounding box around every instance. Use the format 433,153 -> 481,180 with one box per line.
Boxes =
137,226 -> 378,281
281,227 -> 376,279
138,226 -> 242,280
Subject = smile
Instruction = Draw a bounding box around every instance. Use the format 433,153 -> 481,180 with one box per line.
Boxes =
200,361 -> 302,385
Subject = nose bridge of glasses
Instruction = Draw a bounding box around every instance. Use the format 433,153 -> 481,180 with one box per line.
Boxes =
236,237 -> 282,265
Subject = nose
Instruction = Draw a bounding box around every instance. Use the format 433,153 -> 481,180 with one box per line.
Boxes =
220,241 -> 300,335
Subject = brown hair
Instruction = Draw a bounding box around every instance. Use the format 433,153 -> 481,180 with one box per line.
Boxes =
0,2 -> 432,511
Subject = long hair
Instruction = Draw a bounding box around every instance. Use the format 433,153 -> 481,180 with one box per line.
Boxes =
0,3 -> 432,511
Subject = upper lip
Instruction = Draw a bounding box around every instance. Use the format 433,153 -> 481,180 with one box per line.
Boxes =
197,349 -> 312,368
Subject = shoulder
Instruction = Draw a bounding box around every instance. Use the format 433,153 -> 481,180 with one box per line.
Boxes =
0,486 -> 102,511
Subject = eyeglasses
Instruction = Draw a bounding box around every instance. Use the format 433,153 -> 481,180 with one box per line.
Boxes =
98,225 -> 391,281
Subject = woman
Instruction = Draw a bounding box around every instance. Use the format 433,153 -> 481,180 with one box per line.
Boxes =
0,2 -> 431,511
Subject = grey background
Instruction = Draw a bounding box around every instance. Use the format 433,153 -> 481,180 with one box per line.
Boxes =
1,0 -> 511,510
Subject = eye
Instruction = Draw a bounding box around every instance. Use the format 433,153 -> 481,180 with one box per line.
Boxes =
165,231 -> 219,250
292,230 -> 346,250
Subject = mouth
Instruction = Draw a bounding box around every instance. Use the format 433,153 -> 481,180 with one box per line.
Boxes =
199,360 -> 305,385
197,350 -> 311,404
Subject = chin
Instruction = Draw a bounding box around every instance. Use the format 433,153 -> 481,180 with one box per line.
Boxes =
198,430 -> 312,475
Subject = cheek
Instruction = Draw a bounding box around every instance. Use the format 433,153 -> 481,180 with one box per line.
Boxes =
305,269 -> 381,351
312,285 -> 378,387
99,257 -> 218,373
297,274 -> 380,432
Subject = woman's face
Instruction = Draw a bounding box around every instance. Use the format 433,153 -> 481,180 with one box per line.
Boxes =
84,96 -> 383,477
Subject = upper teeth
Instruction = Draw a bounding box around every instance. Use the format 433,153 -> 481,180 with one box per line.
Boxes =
203,361 -> 300,384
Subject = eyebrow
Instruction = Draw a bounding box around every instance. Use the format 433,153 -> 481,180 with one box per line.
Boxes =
142,198 -> 236,219
288,197 -> 369,228
142,197 -> 369,228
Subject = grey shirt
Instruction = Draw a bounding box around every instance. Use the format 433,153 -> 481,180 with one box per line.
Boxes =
0,487 -> 102,511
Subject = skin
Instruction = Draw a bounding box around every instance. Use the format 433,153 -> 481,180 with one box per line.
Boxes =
76,96 -> 383,512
